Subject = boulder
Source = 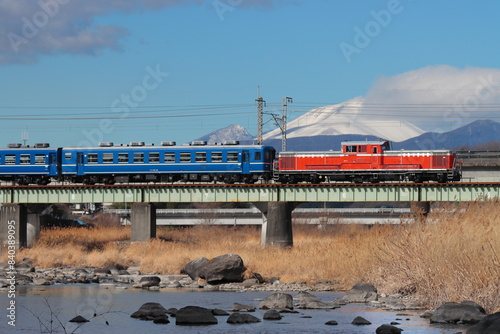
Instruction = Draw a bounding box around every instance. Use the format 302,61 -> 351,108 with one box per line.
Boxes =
430,301 -> 485,324
203,254 -> 246,284
295,291 -> 340,309
176,306 -> 217,325
212,308 -> 230,316
153,315 -> 170,324
343,283 -> 378,303
232,303 -> 256,312
259,293 -> 294,310
69,315 -> 89,323
130,302 -> 168,320
376,324 -> 403,334
352,316 -> 372,325
263,310 -> 282,320
467,312 -> 500,334
181,257 -> 210,280
227,313 -> 261,324
325,320 -> 338,325
138,276 -> 161,288
94,268 -> 111,275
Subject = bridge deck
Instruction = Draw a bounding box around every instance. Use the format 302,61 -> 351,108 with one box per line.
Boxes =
0,183 -> 498,203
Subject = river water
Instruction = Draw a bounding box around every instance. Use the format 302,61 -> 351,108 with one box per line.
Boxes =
1,285 -> 470,333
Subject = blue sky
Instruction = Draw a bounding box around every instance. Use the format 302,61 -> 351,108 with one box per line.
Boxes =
0,0 -> 499,147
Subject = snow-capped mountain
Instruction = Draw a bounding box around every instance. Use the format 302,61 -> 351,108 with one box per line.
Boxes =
194,124 -> 254,144
263,97 -> 425,143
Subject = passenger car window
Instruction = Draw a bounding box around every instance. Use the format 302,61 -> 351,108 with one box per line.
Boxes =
5,155 -> 15,164
227,152 -> 238,162
164,152 -> 175,163
118,153 -> 128,163
20,154 -> 30,164
212,152 -> 222,162
196,152 -> 206,162
103,153 -> 113,163
134,153 -> 144,163
35,155 -> 46,164
88,153 -> 98,163
149,152 -> 160,163
180,152 -> 191,162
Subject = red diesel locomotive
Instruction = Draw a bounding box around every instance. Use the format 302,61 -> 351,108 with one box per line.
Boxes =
274,140 -> 462,183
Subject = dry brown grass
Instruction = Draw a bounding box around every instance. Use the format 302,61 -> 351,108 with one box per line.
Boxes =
5,201 -> 499,312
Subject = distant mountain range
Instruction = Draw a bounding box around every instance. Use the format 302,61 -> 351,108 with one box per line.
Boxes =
194,108 -> 500,152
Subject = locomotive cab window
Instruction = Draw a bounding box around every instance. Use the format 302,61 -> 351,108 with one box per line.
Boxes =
346,145 -> 357,153
212,152 -> 222,162
254,152 -> 262,161
164,152 -> 175,163
35,155 -> 46,164
118,153 -> 128,163
134,153 -> 144,163
196,152 -> 206,162
20,154 -> 30,164
103,153 -> 113,163
180,152 -> 191,163
5,155 -> 15,164
149,152 -> 160,163
88,153 -> 98,163
227,152 -> 238,162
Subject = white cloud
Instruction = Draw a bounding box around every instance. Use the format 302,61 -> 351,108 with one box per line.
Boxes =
0,0 -> 285,65
364,65 -> 500,131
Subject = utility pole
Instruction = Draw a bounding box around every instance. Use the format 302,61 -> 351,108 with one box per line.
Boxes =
282,97 -> 293,151
256,86 -> 265,145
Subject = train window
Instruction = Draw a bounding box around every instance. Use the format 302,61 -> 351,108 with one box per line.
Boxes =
212,152 -> 222,162
103,153 -> 114,163
35,155 -> 46,164
359,145 -> 367,153
196,152 -> 206,162
180,152 -> 191,162
227,152 -> 238,162
118,153 -> 128,163
88,153 -> 98,163
20,154 -> 30,164
133,153 -> 144,163
149,152 -> 160,163
5,155 -> 15,164
346,145 -> 357,153
65,153 -> 72,159
164,152 -> 175,163
254,152 -> 262,161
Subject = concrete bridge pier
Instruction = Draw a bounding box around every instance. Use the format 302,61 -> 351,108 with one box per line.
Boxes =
131,203 -> 156,241
413,201 -> 431,217
255,202 -> 298,247
0,203 -> 27,254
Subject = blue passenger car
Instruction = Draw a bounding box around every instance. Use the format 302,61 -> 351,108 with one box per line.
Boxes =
0,143 -> 58,185
60,142 -> 275,184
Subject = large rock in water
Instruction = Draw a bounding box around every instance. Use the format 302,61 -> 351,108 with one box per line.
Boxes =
343,283 -> 378,303
259,293 -> 294,310
130,302 -> 168,321
467,312 -> 500,334
176,306 -> 218,325
430,301 -> 485,324
181,254 -> 246,283
181,257 -> 210,280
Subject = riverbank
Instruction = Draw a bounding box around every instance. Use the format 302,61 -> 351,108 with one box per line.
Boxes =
2,200 -> 499,313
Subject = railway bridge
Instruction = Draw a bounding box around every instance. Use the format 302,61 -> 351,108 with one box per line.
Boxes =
1,182 -> 499,252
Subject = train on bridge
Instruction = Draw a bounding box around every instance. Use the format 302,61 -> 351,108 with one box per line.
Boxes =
0,140 -> 461,185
